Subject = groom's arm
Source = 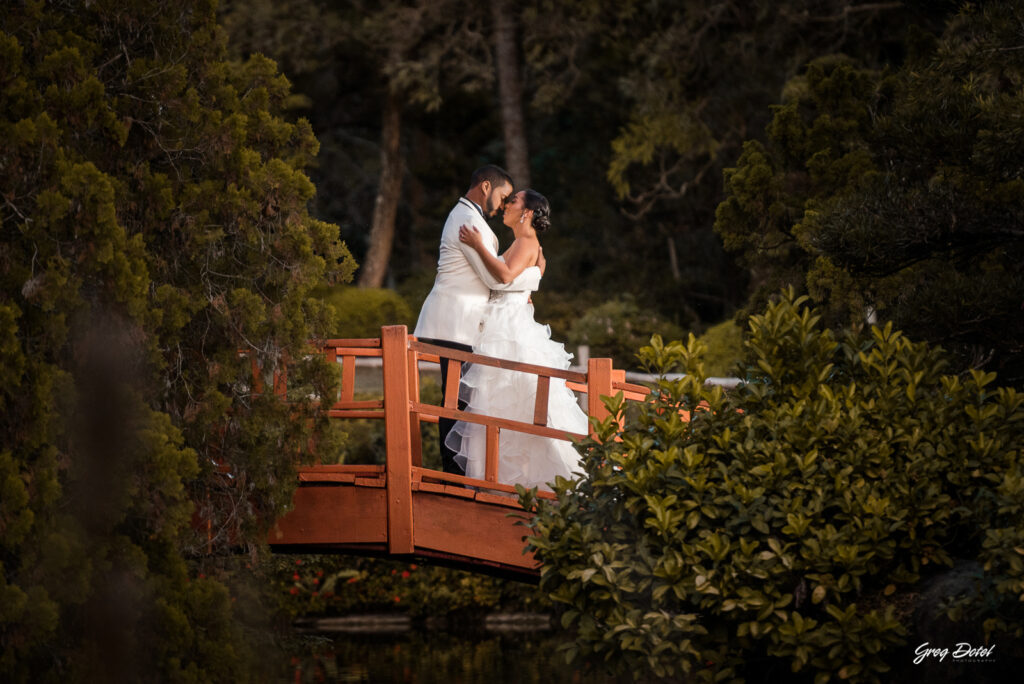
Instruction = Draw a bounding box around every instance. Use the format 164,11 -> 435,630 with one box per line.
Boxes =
459,229 -> 538,290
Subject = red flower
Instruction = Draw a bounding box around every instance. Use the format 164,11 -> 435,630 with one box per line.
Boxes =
393,595 -> 401,603
289,587 -> 299,595
347,577 -> 359,584
293,573 -> 300,580
409,564 -> 418,570
391,569 -> 397,575
311,591 -> 319,597
198,573 -> 206,579
316,570 -> 324,577
295,559 -> 303,565
401,571 -> 410,579
313,578 -> 319,585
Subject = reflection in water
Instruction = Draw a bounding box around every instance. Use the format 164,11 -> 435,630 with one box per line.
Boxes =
285,623 -> 620,684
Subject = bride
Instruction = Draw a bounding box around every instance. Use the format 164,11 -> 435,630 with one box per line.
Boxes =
446,189 -> 587,492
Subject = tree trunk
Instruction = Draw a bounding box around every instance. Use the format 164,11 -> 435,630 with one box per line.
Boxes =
492,0 -> 530,189
358,93 -> 403,289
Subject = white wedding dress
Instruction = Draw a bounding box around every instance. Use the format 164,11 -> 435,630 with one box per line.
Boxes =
446,283 -> 588,492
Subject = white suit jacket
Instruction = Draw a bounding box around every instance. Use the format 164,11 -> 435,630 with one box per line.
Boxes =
414,198 -> 541,345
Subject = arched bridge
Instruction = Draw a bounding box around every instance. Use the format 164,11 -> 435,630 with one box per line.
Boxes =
267,325 -> 649,581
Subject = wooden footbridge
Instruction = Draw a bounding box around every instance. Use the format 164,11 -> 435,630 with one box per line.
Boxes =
267,325 -> 648,580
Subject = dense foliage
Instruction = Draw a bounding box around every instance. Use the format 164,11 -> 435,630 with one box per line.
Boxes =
1,0 -> 352,679
271,554 -> 547,620
716,2 -> 1024,384
523,291 -> 1023,682
567,297 -> 686,369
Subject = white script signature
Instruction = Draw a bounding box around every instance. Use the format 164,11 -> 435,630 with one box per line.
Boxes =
914,642 -> 996,665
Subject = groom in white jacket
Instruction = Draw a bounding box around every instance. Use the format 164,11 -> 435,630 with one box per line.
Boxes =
414,164 -> 543,476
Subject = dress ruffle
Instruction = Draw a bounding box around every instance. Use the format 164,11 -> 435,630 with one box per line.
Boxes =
446,290 -> 587,492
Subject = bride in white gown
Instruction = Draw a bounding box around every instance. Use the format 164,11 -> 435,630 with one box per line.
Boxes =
445,189 -> 587,492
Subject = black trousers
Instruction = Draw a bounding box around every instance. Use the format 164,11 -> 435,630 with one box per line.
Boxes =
418,337 -> 473,475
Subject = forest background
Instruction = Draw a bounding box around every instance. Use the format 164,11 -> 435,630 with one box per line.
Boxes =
218,0 -> 1021,385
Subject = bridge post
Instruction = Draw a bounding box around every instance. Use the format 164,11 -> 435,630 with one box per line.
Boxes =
382,325 -> 415,554
587,358 -> 614,439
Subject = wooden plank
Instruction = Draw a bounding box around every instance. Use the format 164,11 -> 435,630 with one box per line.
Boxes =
443,484 -> 478,499
270,485 -> 387,545
296,464 -> 384,475
382,325 -> 414,554
474,490 -> 526,508
613,379 -> 650,397
533,375 -> 550,425
443,358 -> 460,409
408,418 -> 423,467
326,410 -> 385,419
322,348 -> 382,358
298,472 -> 357,484
411,493 -> 538,570
484,425 -> 500,482
412,481 -> 478,500
340,355 -> 356,402
323,338 -> 381,348
414,403 -> 586,442
587,358 -> 614,433
412,467 -> 557,501
409,344 -> 421,466
410,340 -> 586,384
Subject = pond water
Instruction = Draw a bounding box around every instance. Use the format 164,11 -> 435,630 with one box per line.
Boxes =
283,620 -> 622,684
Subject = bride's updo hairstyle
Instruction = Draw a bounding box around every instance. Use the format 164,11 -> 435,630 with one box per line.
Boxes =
523,189 -> 551,233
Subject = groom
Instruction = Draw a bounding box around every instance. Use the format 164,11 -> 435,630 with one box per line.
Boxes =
414,164 -> 543,475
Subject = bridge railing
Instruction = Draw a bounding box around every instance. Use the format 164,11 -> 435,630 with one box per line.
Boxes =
319,325 -> 648,476
260,325 -> 649,555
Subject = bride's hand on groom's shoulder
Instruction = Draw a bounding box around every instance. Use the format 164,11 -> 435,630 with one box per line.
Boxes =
459,224 -> 483,248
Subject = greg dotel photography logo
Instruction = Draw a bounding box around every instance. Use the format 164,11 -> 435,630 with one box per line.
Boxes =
914,642 -> 997,665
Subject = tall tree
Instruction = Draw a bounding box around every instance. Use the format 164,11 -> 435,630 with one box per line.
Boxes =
348,0 -> 497,288
359,89 -> 405,288
492,0 -> 531,188
0,0 -> 352,678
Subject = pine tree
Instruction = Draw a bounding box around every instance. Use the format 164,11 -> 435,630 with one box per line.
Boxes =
1,0 -> 354,679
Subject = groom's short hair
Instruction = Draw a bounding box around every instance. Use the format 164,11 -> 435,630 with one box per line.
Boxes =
470,164 -> 513,190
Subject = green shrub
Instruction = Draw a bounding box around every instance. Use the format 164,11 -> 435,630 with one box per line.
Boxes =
695,319 -> 744,377
336,379 -> 441,468
521,290 -> 1024,682
317,286 -> 413,338
567,296 -> 685,369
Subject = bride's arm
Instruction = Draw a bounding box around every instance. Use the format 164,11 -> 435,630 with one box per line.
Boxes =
459,225 -> 537,284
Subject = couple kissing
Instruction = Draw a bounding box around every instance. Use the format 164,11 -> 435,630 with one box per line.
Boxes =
413,165 -> 585,492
